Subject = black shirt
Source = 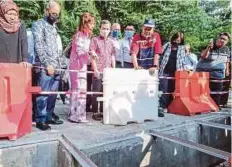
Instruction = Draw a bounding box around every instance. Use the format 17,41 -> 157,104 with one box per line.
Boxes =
164,49 -> 177,75
0,22 -> 28,63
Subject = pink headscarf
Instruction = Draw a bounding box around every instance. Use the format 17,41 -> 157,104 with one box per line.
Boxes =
0,0 -> 20,33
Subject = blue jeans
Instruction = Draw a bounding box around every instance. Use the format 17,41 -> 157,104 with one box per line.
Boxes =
34,70 -> 60,123
159,73 -> 175,109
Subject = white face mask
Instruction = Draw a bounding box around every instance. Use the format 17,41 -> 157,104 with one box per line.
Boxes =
100,29 -> 110,38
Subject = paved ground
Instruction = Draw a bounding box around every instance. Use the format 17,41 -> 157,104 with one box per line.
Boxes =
0,95 -> 231,151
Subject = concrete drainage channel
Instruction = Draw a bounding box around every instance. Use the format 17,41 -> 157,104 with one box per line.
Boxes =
83,115 -> 231,167
0,114 -> 231,167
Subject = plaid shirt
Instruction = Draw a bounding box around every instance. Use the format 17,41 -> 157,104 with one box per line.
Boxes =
159,42 -> 185,76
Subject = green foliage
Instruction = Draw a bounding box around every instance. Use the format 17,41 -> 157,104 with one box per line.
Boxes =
15,0 -> 231,53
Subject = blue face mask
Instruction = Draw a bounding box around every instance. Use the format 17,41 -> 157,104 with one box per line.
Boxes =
124,30 -> 134,39
112,30 -> 120,38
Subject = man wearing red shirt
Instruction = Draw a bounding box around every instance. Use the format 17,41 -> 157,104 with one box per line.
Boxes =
131,19 -> 162,70
131,18 -> 164,117
89,20 -> 116,120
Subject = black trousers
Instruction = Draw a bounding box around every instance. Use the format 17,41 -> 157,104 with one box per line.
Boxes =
91,77 -> 103,113
209,78 -> 224,106
221,76 -> 231,106
86,65 -> 93,112
159,73 -> 175,109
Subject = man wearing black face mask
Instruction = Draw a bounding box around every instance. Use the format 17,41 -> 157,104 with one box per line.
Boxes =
31,0 -> 64,131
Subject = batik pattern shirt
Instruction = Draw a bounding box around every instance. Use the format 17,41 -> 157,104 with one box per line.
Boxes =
89,36 -> 116,72
32,17 -> 60,69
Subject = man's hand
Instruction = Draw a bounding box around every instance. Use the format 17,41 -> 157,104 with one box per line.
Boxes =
134,66 -> 143,70
149,67 -> 157,75
20,62 -> 31,68
226,70 -> 230,77
89,51 -> 99,61
208,39 -> 214,50
94,70 -> 100,79
47,65 -> 55,75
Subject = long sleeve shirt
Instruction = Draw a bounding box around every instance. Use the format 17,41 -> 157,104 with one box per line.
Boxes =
32,17 -> 60,69
0,22 -> 28,63
89,36 -> 116,72
183,53 -> 198,71
110,37 -> 121,62
119,37 -> 133,64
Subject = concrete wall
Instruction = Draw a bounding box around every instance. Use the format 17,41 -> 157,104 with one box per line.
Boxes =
83,123 -> 230,167
57,143 -> 77,167
0,141 -> 58,167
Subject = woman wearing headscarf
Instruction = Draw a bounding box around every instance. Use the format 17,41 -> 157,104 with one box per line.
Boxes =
68,12 -> 95,123
0,0 -> 30,67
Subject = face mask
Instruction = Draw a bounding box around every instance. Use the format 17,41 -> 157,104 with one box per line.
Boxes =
100,29 -> 110,38
111,30 -> 120,38
124,30 -> 134,39
47,13 -> 59,25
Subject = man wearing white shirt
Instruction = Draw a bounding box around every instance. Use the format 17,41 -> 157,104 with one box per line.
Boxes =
110,23 -> 121,67
119,25 -> 135,68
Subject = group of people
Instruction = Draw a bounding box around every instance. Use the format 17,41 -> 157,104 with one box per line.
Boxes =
0,0 -> 231,131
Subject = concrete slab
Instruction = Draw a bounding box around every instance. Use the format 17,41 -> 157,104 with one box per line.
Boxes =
0,98 -> 231,151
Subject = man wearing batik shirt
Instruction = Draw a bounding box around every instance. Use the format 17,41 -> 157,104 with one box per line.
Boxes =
131,18 -> 164,117
32,1 -> 64,130
90,20 -> 116,121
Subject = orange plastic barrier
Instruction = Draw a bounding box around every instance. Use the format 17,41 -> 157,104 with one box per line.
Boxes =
0,63 -> 40,140
168,71 -> 219,116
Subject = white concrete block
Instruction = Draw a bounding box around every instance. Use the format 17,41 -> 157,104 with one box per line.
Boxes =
102,68 -> 159,125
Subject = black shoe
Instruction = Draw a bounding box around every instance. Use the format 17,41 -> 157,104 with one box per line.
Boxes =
36,123 -> 51,131
158,108 -> 165,117
52,113 -> 60,121
46,119 -> 64,125
158,112 -> 165,117
92,114 -> 102,121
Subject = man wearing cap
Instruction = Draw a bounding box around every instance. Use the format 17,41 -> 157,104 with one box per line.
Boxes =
131,18 -> 164,117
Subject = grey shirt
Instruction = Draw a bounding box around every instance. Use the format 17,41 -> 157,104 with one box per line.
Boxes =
196,46 -> 230,79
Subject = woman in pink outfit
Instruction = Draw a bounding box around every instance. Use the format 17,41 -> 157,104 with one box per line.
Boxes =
68,12 -> 95,123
